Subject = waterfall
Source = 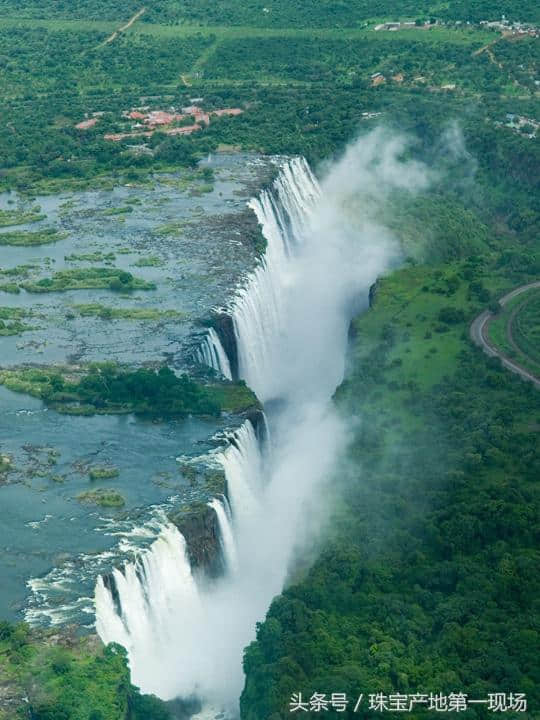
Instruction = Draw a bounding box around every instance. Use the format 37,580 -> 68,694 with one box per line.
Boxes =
233,157 -> 321,401
94,134 -> 421,713
196,328 -> 232,380
94,417 -> 264,700
208,497 -> 238,574
216,420 -> 262,526
95,522 -> 203,699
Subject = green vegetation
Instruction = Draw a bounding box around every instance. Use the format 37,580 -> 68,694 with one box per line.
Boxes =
0,0 -> 537,25
101,205 -> 133,216
385,194 -> 491,262
0,364 -> 259,418
88,465 -> 119,480
0,282 -> 20,294
513,292 -> 540,367
21,268 -> 155,293
488,288 -> 540,375
0,228 -> 65,246
242,262 -> 540,719
0,364 -> 257,418
0,623 -> 170,719
0,3 -> 537,201
0,307 -> 30,320
0,207 -> 45,226
74,303 -> 184,321
65,251 -> 116,262
154,221 -> 187,236
0,264 -> 38,280
133,255 -> 164,267
0,319 -> 33,336
205,379 -> 260,413
0,307 -> 34,336
77,488 -> 124,507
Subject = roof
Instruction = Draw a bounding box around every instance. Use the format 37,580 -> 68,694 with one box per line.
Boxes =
75,118 -> 98,130
165,124 -> 202,136
211,108 -> 244,117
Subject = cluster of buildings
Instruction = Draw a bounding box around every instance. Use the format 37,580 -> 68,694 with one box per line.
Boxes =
74,102 -> 243,142
479,17 -> 538,36
374,20 -> 436,31
496,113 -> 538,138
370,72 -> 405,86
374,17 -> 538,37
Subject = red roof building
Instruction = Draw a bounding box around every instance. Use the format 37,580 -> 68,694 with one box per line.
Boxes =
211,108 -> 243,117
193,111 -> 210,126
146,111 -> 177,126
165,124 -> 202,136
75,118 -> 98,130
104,130 -> 153,142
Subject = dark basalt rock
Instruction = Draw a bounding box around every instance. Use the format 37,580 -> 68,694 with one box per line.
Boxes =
102,572 -> 122,616
245,408 -> 268,445
169,503 -> 223,578
369,279 -> 379,308
211,312 -> 238,379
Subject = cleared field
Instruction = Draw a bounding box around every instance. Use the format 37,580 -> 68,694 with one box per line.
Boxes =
0,15 -> 494,43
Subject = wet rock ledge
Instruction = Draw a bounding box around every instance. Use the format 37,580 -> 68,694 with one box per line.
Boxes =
169,502 -> 224,577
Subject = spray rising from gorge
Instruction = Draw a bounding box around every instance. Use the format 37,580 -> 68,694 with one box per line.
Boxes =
94,130 -> 430,714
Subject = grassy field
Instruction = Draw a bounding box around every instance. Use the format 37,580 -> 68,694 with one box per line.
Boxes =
352,262 -> 512,392
0,15 -> 495,43
513,292 -> 540,367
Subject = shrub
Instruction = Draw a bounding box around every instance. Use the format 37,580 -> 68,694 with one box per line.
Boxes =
438,306 -> 466,324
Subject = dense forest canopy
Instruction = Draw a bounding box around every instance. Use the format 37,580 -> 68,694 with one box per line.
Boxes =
0,0 -> 538,25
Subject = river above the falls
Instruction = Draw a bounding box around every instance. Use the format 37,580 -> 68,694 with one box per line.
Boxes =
0,153 -> 274,368
0,153 -> 275,625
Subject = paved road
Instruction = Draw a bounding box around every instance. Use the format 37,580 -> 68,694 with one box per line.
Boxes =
470,281 -> 540,389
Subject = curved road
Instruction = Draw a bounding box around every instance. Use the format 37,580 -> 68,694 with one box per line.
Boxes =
470,280 -> 540,389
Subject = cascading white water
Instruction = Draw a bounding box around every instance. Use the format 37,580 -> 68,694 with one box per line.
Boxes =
95,522 -> 202,697
208,497 -> 238,574
95,420 -> 265,702
197,327 -> 232,380
95,131 -> 430,714
233,157 -> 321,400
215,420 -> 262,526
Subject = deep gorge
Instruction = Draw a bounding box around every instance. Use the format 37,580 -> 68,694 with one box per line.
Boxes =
94,135 -> 430,718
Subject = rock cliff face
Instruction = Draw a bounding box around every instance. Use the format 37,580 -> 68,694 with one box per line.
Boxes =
369,279 -> 379,308
169,503 -> 224,578
211,312 -> 239,380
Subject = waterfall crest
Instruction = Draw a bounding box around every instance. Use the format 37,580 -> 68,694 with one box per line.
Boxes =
95,523 -> 201,698
94,135 -> 420,713
208,497 -> 238,574
216,419 -> 262,526
234,157 -> 321,400
196,327 -> 232,380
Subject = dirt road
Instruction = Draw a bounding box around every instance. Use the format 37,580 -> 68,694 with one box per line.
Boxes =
470,281 -> 540,388
103,6 -> 146,45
